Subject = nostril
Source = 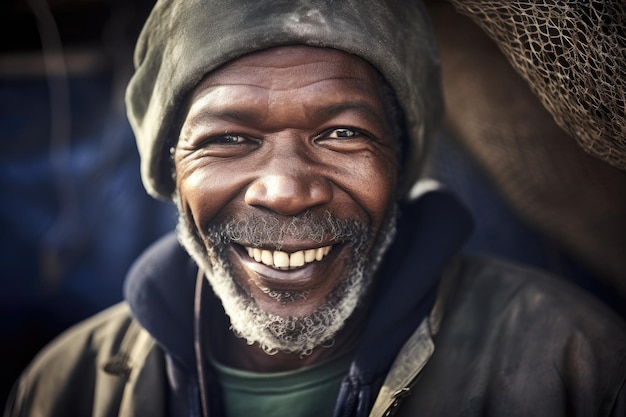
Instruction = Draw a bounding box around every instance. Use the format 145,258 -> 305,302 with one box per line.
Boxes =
309,182 -> 333,203
244,181 -> 268,206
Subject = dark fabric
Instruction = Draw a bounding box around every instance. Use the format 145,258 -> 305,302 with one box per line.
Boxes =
125,233 -> 197,369
4,303 -> 168,417
124,233 -> 203,416
333,188 -> 473,417
392,256 -> 626,417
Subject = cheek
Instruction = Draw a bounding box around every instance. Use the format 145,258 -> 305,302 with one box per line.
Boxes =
337,153 -> 398,227
176,162 -> 246,227
367,161 -> 398,222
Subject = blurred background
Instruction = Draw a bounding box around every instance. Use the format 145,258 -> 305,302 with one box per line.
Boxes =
1,0 -> 625,408
0,0 -> 175,405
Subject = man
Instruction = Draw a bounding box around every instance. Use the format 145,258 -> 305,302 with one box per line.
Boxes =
5,0 -> 626,416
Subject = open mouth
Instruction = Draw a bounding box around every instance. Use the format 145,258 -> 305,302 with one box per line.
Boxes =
242,245 -> 333,270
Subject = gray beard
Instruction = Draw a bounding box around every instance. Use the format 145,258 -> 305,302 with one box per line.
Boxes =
174,194 -> 397,355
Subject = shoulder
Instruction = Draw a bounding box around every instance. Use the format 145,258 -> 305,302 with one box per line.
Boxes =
441,255 -> 626,361
5,303 -> 162,417
451,255 -> 626,335
22,303 -> 139,375
414,256 -> 626,416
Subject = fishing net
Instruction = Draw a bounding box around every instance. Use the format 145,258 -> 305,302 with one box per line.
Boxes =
449,0 -> 626,171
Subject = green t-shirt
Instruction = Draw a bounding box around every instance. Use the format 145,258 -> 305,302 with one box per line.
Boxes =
212,349 -> 354,417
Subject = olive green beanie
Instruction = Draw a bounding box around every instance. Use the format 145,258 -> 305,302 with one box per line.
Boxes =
126,0 -> 442,200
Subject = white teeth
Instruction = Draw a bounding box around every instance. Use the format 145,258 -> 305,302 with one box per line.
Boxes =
273,251 -> 290,268
261,250 -> 273,266
290,251 -> 305,268
244,245 -> 333,269
304,249 -> 316,263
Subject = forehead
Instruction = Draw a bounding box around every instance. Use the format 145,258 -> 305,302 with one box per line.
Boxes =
189,45 -> 385,105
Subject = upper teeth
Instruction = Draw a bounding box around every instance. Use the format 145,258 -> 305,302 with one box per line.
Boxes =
244,246 -> 332,269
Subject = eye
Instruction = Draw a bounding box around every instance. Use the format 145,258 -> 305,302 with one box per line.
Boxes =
189,133 -> 257,158
315,127 -> 376,153
328,128 -> 358,139
208,134 -> 247,144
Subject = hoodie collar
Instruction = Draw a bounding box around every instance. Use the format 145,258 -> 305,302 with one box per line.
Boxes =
124,231 -> 199,370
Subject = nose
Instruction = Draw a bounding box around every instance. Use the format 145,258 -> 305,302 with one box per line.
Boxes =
244,173 -> 333,216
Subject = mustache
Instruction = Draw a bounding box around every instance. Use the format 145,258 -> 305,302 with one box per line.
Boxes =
204,210 -> 369,249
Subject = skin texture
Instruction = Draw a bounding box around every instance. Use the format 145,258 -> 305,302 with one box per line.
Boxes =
174,46 -> 398,371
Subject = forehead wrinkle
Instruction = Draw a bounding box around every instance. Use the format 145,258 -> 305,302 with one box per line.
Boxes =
189,76 -> 384,124
304,100 -> 388,129
187,85 -> 268,121
298,76 -> 389,129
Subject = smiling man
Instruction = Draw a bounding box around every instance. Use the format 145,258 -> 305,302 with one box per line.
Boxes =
6,1 -> 626,417
174,46 -> 399,362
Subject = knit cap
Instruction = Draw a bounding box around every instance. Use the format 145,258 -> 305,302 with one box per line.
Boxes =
126,0 -> 442,200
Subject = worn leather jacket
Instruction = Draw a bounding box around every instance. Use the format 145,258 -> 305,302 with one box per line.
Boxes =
6,255 -> 626,417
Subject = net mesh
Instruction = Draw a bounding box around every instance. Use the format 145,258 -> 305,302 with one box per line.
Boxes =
448,0 -> 626,171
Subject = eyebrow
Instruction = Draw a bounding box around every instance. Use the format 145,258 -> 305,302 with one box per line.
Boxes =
188,99 -> 388,130
315,100 -> 387,126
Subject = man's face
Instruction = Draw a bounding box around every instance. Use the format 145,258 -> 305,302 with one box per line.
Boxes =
174,46 -> 398,354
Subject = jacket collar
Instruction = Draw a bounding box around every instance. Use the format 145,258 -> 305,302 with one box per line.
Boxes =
368,257 -> 461,417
